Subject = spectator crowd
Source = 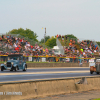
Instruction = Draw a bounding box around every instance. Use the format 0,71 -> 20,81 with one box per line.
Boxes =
0,34 -> 99,63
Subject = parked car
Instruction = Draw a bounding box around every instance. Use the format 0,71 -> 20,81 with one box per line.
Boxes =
0,54 -> 27,71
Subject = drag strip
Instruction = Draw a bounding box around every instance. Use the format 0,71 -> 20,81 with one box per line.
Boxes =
0,71 -> 99,83
0,67 -> 97,83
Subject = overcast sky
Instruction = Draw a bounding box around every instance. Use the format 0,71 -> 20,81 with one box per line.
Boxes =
0,0 -> 100,41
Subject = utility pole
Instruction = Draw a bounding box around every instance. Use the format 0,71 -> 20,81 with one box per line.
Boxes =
42,27 -> 46,43
44,27 -> 46,43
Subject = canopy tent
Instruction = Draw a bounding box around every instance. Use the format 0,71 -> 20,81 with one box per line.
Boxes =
53,46 -> 60,50
52,46 -> 61,55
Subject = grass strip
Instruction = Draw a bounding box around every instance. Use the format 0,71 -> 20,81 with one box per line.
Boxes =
93,99 -> 100,100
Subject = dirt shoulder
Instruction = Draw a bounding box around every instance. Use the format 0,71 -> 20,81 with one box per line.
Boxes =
27,90 -> 100,100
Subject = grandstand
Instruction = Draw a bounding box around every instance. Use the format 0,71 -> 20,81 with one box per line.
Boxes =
56,34 -> 100,57
0,33 -> 100,60
0,34 -> 52,55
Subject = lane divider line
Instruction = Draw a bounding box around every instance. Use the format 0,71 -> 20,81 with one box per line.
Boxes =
0,70 -> 89,76
27,67 -> 89,69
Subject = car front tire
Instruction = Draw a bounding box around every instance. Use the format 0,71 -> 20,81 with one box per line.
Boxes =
23,65 -> 27,71
1,66 -> 4,71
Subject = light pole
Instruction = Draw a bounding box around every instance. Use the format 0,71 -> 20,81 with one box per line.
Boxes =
42,27 -> 46,43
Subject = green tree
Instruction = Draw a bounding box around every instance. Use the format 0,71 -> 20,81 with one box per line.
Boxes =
6,28 -> 38,42
67,34 -> 77,39
96,41 -> 100,47
66,34 -> 78,43
45,36 -> 56,48
40,36 -> 50,43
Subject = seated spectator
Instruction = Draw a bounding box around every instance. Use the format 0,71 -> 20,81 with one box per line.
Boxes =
94,49 -> 97,53
73,39 -> 75,44
69,42 -> 72,47
77,50 -> 79,56
0,37 -> 2,42
70,38 -> 72,43
45,48 -> 49,53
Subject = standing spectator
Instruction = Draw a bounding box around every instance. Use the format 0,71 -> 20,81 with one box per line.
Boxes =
69,42 -> 72,49
0,37 -> 2,42
79,54 -> 82,67
36,53 -> 39,62
65,35 -> 67,40
57,34 -> 58,38
77,39 -> 80,44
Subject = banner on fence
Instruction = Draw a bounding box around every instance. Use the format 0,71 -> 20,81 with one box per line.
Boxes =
65,58 -> 70,62
42,58 -> 46,62
89,59 -> 94,63
28,57 -> 32,61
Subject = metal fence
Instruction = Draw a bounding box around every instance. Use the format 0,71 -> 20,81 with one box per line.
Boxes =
0,55 -> 95,64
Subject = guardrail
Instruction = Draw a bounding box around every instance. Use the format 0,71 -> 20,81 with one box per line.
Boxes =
0,76 -> 99,85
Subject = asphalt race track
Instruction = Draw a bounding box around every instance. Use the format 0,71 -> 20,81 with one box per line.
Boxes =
0,67 -> 99,83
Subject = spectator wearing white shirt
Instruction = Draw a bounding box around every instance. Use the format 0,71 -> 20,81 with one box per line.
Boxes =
26,42 -> 30,47
94,50 -> 97,53
83,52 -> 86,56
13,43 -> 17,48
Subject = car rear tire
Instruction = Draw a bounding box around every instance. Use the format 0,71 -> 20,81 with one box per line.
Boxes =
1,66 -> 4,71
14,67 -> 17,71
10,69 -> 13,71
23,65 -> 27,71
90,71 -> 93,74
96,72 -> 99,74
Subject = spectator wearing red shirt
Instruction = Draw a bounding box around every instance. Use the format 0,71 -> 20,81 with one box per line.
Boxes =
15,47 -> 19,52
73,55 -> 76,63
31,45 -> 33,49
57,34 -> 58,38
36,53 -> 39,62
